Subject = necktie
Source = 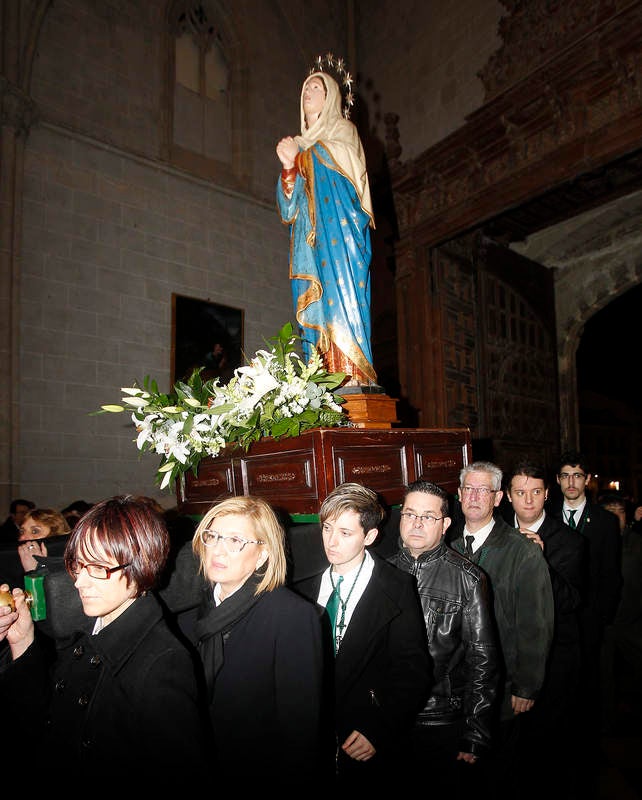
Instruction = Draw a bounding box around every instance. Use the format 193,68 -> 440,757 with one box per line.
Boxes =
465,535 -> 475,559
325,575 -> 343,652
568,509 -> 577,529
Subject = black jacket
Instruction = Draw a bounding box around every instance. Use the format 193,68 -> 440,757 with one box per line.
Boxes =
388,541 -> 500,755
294,552 -> 431,768
501,508 -> 587,650
547,499 -> 622,652
449,516 -> 554,721
0,592 -> 207,787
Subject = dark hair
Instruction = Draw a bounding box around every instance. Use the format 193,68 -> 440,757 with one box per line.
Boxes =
557,450 -> 589,474
61,500 -> 94,515
404,480 -> 450,517
319,482 -> 384,534
599,492 -> 626,510
10,499 -> 35,514
64,495 -> 169,595
507,460 -> 548,489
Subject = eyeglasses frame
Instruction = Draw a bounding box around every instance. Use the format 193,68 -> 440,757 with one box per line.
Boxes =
460,486 -> 498,496
68,561 -> 131,580
400,512 -> 444,525
199,529 -> 265,553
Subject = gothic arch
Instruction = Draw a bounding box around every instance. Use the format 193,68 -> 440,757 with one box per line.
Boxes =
557,264 -> 642,449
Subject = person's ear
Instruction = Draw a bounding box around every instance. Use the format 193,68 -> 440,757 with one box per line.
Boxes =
256,549 -> 268,569
441,517 -> 452,535
494,490 -> 503,508
364,528 -> 379,547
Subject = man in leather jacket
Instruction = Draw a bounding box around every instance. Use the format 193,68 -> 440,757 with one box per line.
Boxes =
388,479 -> 500,797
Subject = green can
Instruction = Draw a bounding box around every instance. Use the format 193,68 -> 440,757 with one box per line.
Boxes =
24,572 -> 47,621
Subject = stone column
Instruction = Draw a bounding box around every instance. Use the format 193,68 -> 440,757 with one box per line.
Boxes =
0,0 -> 43,511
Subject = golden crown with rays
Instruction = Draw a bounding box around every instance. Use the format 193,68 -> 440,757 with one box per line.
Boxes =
309,52 -> 355,119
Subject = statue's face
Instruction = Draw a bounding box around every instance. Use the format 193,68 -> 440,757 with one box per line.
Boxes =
303,76 -> 326,120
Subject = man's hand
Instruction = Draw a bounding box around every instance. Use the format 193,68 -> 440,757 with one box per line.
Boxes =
511,695 -> 535,714
457,751 -> 479,764
341,730 -> 376,761
519,527 -> 544,552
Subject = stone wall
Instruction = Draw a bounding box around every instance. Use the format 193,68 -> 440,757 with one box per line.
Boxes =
0,0 -> 537,510
356,0 -> 502,161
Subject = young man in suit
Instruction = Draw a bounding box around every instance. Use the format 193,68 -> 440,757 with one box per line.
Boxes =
504,460 -> 587,798
547,450 -> 623,796
293,482 -> 431,790
548,450 -> 622,687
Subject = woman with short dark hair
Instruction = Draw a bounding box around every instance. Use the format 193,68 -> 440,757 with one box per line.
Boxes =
0,495 -> 207,786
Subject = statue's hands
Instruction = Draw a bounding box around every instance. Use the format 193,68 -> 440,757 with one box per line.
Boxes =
276,137 -> 298,169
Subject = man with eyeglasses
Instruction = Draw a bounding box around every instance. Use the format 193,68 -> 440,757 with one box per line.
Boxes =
447,461 -> 554,800
547,450 -> 622,758
388,479 -> 500,797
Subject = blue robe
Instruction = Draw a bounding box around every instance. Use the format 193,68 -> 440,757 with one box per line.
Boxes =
277,142 -> 375,383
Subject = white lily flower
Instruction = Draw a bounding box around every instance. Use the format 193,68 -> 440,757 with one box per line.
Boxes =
122,396 -> 151,409
101,324 -> 347,492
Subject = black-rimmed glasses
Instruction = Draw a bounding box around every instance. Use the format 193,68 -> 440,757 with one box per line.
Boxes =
199,529 -> 264,554
400,512 -> 444,525
68,560 -> 131,580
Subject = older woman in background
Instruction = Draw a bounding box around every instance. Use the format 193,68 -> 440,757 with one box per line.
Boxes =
17,507 -> 70,572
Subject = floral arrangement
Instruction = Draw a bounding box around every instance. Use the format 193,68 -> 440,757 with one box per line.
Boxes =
97,323 -> 349,490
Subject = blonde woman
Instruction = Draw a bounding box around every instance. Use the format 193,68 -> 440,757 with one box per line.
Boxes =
17,507 -> 71,572
192,495 -> 332,783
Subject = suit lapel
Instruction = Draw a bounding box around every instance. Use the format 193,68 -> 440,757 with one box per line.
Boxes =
334,561 -> 399,696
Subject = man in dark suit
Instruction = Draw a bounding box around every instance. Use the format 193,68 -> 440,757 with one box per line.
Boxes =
0,499 -> 35,545
547,450 -> 622,685
293,482 -> 431,790
547,449 -> 622,798
503,460 -> 587,798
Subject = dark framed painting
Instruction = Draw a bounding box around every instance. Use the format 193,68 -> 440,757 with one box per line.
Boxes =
171,294 -> 244,385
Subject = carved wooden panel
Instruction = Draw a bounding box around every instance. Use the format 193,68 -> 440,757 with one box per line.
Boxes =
478,242 -> 560,467
392,1 -> 642,248
177,427 -> 472,517
433,245 -> 479,431
396,233 -> 558,466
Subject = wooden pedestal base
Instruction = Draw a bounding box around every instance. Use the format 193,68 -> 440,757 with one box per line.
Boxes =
339,392 -> 399,428
177,426 -> 472,518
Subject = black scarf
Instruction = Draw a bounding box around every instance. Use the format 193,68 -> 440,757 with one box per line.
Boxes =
194,572 -> 263,701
